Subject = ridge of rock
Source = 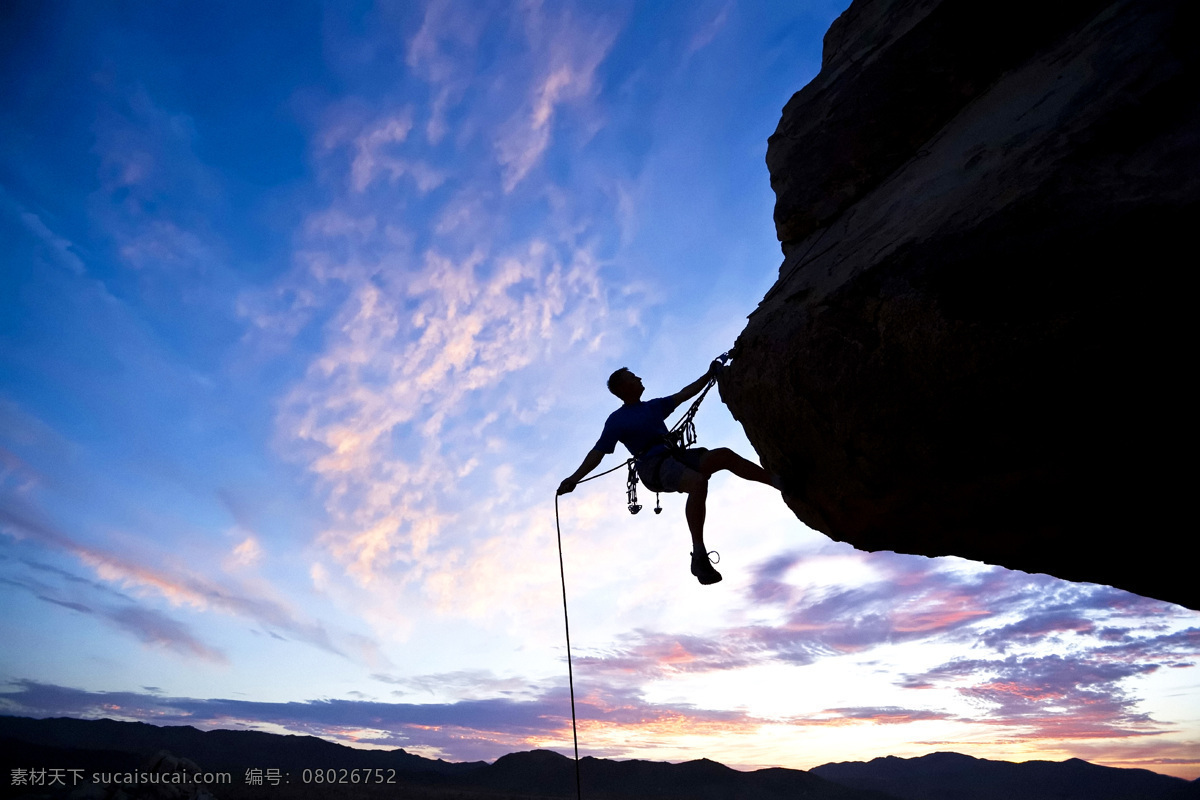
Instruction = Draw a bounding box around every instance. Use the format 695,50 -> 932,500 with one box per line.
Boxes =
726,0 -> 1197,609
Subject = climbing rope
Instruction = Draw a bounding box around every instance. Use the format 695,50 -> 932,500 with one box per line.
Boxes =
670,355 -> 726,451
553,493 -> 583,800
552,445 -> 642,800
553,446 -> 636,800
551,351 -> 731,800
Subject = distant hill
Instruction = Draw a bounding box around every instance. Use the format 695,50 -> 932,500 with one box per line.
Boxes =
811,751 -> 1200,800
462,749 -> 897,799
0,713 -> 482,776
3,715 -> 1197,799
0,714 -> 482,799
0,715 -> 887,799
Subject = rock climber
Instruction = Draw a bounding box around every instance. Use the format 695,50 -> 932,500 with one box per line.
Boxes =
557,360 -> 780,585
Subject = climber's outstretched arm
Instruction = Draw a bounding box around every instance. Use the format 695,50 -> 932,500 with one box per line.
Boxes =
667,360 -> 722,410
558,449 -> 605,495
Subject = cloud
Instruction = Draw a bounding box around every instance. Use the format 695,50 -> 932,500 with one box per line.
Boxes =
1057,739 -> 1200,775
347,113 -> 445,194
686,2 -> 732,56
405,0 -> 487,145
574,555 -> 1083,681
106,606 -> 228,663
494,4 -> 618,192
968,584 -> 1180,653
575,629 -> 762,681
17,210 -> 87,276
0,401 -> 78,475
279,231 -> 608,596
898,622 -> 1200,742
1,186 -> 87,277
978,610 -> 1098,651
909,654 -> 1162,740
372,669 -> 541,701
0,560 -> 225,663
34,595 -> 96,615
89,84 -> 227,280
0,679 -> 757,763
305,209 -> 378,239
22,559 -> 125,594
799,706 -> 956,726
226,535 -> 263,570
558,547 -> 1200,754
351,112 -> 413,190
562,555 -> 1009,687
245,2 -> 644,645
0,504 -> 346,658
736,551 -> 1004,656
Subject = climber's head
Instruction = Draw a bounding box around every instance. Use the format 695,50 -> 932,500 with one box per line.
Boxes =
607,367 -> 644,403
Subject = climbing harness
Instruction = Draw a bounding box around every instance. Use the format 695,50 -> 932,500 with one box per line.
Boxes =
551,351 -> 731,800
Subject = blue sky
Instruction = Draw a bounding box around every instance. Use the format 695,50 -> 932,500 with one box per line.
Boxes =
2,0 -> 1198,779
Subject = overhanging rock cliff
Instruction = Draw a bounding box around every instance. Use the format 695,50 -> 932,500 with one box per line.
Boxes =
722,0 -> 1197,609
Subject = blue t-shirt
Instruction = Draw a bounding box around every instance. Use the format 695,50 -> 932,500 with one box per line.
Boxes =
594,396 -> 681,460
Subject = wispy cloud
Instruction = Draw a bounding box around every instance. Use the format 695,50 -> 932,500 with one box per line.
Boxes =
0,679 -> 753,762
686,2 -> 732,56
90,84 -> 225,278
0,504 -> 345,658
405,0 -> 488,146
347,112 -> 445,194
281,246 -> 562,578
800,706 -> 956,726
1,562 -> 225,662
274,8 -> 621,628
904,653 -> 1165,739
16,210 -> 87,276
373,669 -> 542,701
107,605 -> 228,663
494,4 -> 618,192
1,186 -> 87,277
567,549 -> 1199,749
225,535 -> 264,570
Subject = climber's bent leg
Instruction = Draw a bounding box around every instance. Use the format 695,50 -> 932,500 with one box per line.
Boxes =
679,468 -> 721,585
678,468 -> 709,550
698,447 -> 773,486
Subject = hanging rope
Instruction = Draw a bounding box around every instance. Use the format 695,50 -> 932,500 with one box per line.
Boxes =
553,493 -> 583,800
553,452 -> 639,800
551,351 -> 731,799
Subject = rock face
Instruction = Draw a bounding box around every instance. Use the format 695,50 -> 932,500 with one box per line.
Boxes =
723,0 -> 1197,609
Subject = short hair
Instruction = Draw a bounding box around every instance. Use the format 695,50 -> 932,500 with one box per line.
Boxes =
607,367 -> 631,397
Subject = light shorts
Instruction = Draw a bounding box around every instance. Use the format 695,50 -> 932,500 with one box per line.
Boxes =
637,447 -> 710,493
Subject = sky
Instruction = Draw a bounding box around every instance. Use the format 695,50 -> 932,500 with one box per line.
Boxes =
2,0 -> 1198,782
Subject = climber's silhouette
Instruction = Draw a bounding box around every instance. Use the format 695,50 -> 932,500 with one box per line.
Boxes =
557,360 -> 780,584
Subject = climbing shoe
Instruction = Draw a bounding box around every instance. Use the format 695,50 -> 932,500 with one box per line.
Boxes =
690,551 -> 722,585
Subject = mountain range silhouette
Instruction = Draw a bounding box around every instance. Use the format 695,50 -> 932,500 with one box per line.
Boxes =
3,716 -> 1197,799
